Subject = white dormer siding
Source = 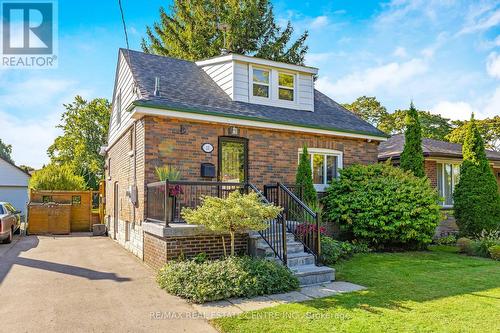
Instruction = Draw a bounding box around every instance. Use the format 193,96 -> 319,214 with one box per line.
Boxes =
108,51 -> 140,146
197,54 -> 317,112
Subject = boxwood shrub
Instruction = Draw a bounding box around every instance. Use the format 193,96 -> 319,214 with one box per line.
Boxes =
157,256 -> 299,303
322,163 -> 441,249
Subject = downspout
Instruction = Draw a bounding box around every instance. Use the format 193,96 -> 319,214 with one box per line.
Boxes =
133,120 -> 137,224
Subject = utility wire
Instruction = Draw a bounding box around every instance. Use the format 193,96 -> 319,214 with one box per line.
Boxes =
118,0 -> 130,50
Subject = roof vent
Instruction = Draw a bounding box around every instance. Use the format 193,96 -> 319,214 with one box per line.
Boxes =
154,77 -> 160,96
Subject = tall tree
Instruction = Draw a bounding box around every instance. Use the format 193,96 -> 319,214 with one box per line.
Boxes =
379,109 -> 452,140
341,96 -> 389,128
400,103 -> 425,177
30,164 -> 87,191
142,0 -> 309,65
446,116 -> 500,152
47,96 -> 110,190
0,138 -> 14,163
296,145 -> 317,208
453,114 -> 500,236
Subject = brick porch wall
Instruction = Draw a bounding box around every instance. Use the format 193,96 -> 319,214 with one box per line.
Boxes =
424,160 -> 437,188
144,232 -> 248,271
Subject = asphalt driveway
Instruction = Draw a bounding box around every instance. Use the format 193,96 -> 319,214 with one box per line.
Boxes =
0,234 -> 216,333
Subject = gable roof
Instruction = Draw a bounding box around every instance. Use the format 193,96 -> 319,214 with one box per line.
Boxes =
0,156 -> 31,177
121,49 -> 387,139
378,134 -> 500,161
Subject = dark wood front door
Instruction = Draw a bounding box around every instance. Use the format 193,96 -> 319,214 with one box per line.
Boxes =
218,137 -> 248,183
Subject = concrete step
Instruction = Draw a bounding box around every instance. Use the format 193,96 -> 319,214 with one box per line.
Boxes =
255,240 -> 304,254
291,265 -> 335,286
272,252 -> 315,267
249,231 -> 296,243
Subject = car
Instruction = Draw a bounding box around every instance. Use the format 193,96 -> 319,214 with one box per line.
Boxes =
0,202 -> 21,244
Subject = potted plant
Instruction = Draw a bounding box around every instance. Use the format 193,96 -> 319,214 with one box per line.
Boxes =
155,165 -> 182,222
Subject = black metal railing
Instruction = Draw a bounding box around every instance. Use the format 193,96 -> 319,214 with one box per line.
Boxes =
146,181 -> 245,225
246,183 -> 287,265
264,184 -> 303,202
265,183 -> 321,265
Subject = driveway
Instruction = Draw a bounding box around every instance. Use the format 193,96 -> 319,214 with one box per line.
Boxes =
0,234 -> 216,333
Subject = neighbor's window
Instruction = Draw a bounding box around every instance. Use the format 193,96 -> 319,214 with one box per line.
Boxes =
437,162 -> 460,206
252,68 -> 270,98
278,72 -> 294,101
299,148 -> 343,191
116,90 -> 122,124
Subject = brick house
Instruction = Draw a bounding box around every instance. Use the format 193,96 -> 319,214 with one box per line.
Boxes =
103,49 -> 386,283
379,134 -> 500,236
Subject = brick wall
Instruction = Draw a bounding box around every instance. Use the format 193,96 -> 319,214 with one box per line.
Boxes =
424,160 -> 437,188
105,119 -> 146,258
143,116 -> 380,188
144,232 -> 248,271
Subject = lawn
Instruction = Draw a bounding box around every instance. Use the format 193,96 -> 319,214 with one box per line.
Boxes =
213,248 -> 500,333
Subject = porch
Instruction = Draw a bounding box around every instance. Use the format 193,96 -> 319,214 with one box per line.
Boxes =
142,180 -> 334,285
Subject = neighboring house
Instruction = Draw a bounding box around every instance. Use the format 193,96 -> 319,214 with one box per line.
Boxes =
0,157 -> 30,216
379,134 -> 500,236
103,49 -> 387,275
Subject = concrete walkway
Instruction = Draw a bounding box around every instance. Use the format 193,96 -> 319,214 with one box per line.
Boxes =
192,281 -> 366,319
0,234 -> 216,333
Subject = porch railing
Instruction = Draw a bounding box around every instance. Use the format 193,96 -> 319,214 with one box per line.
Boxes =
265,183 -> 321,265
146,181 -> 245,225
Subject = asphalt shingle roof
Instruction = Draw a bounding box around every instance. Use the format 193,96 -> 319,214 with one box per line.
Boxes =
378,134 -> 500,161
121,49 -> 387,138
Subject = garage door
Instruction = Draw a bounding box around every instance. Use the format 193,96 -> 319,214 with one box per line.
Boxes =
0,186 -> 28,215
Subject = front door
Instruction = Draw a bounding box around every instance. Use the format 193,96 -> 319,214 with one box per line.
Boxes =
219,137 -> 248,183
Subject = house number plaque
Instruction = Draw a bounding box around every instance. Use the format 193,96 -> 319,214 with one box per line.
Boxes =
201,143 -> 214,153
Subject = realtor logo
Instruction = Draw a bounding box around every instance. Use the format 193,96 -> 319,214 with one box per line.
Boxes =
1,1 -> 58,68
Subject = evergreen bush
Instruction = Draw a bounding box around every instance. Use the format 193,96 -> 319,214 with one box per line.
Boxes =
400,102 -> 425,177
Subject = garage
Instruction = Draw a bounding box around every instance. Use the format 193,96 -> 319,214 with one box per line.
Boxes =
0,157 -> 30,217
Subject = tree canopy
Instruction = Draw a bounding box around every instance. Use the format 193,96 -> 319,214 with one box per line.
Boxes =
453,114 -> 500,236
142,0 -> 309,65
29,164 -> 87,191
446,116 -> 500,152
47,96 -> 110,190
342,96 -> 389,128
400,103 -> 425,178
0,138 -> 14,163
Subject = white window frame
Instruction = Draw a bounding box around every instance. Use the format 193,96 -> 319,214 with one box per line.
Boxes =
298,148 -> 343,192
277,71 -> 295,102
116,89 -> 122,125
251,67 -> 271,99
436,161 -> 461,208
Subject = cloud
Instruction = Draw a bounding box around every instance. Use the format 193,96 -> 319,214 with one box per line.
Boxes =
431,101 -> 476,121
486,52 -> 500,79
0,110 -> 61,168
458,4 -> 500,35
316,58 -> 428,101
393,47 -> 407,58
310,16 -> 329,29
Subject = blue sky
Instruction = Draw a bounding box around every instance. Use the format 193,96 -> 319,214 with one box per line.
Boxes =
1,0 -> 499,168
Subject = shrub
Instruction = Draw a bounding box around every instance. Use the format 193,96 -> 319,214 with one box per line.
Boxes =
470,234 -> 500,258
157,256 -> 299,303
400,103 -> 425,177
322,163 -> 441,249
489,245 -> 500,260
435,235 -> 457,246
453,114 -> 500,236
29,164 -> 86,190
181,191 -> 282,256
320,236 -> 369,265
296,144 -> 317,208
457,237 -> 473,254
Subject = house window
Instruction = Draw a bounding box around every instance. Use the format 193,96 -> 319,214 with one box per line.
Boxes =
298,148 -> 343,191
252,68 -> 270,98
278,72 -> 294,101
437,162 -> 460,206
116,90 -> 122,125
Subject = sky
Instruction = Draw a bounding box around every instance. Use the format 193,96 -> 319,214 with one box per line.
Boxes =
0,0 -> 499,168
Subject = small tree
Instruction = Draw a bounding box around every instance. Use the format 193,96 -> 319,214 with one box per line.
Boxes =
30,164 -> 86,191
296,145 -> 317,207
400,102 -> 425,177
181,191 -> 282,256
453,114 -> 500,236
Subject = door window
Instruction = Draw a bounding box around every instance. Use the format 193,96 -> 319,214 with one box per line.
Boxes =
219,138 -> 247,183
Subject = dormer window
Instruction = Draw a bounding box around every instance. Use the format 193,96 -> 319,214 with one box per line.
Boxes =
278,72 -> 294,101
252,68 -> 270,98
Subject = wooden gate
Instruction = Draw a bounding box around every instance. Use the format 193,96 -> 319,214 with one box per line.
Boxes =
28,190 -> 94,234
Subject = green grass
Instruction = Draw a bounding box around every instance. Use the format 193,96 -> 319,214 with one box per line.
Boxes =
213,249 -> 500,333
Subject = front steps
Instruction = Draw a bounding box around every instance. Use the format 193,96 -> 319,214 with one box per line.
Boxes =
249,231 -> 335,286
